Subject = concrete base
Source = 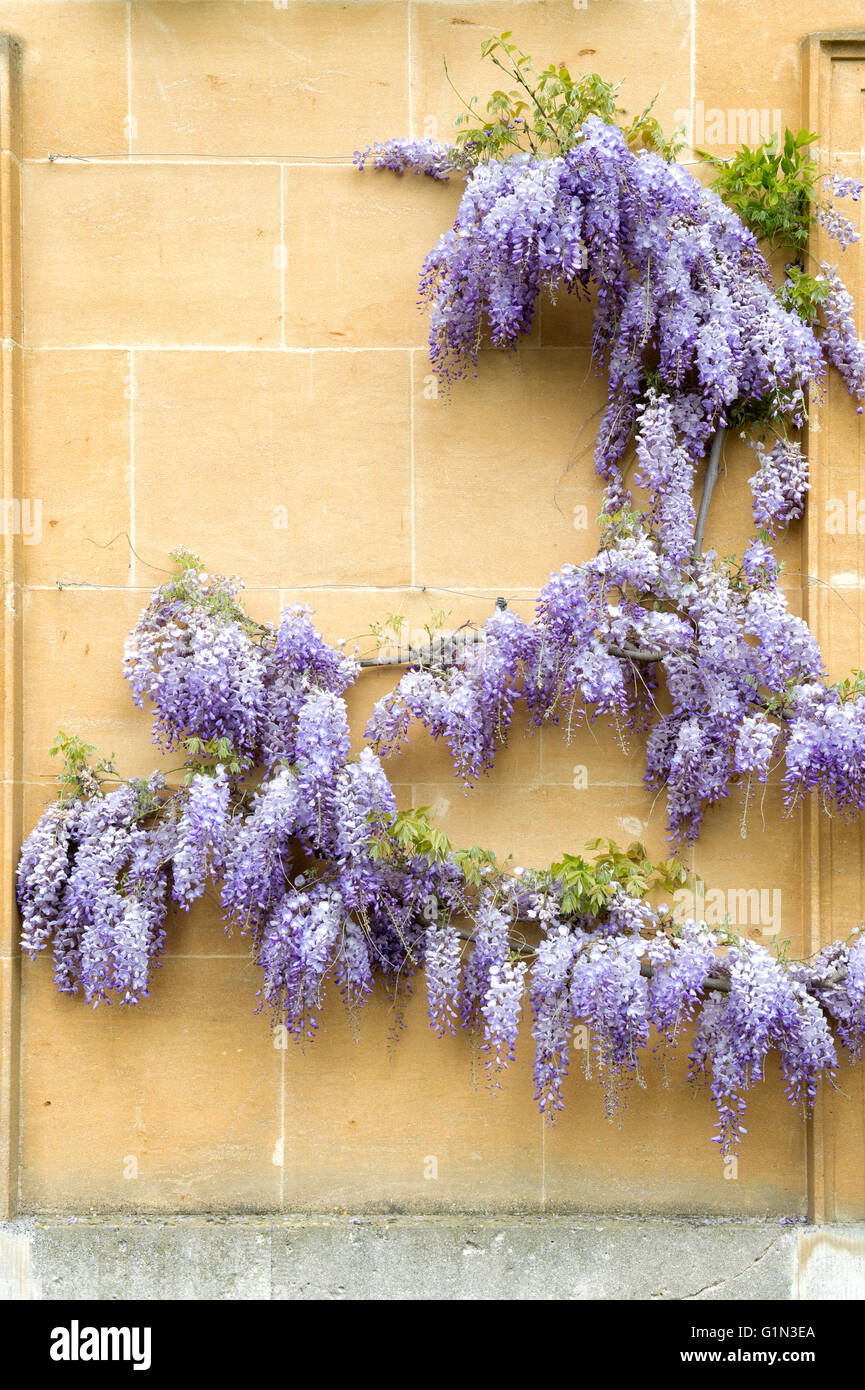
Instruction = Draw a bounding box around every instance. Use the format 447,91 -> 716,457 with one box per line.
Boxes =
1,1216 -> 864,1300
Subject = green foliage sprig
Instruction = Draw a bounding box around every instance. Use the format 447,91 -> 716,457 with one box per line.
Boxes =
700,128 -> 819,254
50,730 -> 117,801
448,31 -> 685,165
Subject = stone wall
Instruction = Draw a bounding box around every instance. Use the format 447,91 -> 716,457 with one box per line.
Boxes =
1,2 -> 864,1221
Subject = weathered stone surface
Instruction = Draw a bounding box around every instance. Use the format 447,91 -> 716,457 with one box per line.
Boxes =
796,1226 -> 865,1300
0,1216 -> 813,1301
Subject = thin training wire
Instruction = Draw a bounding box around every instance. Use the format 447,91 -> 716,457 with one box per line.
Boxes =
47,532 -> 538,603
46,151 -> 356,163
43,150 -> 723,168
50,534 -> 865,626
53,577 -> 537,603
42,151 -> 850,175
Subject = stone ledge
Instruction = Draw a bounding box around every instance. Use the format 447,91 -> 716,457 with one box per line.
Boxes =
4,1215 -> 861,1300
1,1217 -> 862,1301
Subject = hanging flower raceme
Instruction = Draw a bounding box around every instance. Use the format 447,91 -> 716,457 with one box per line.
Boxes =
733,714 -> 778,780
220,766 -> 304,933
330,747 -> 398,910
749,438 -> 810,531
19,775 -> 172,1005
816,173 -> 863,249
632,390 -> 702,567
259,604 -> 358,771
359,120 -> 841,522
171,766 -> 232,910
817,263 -> 865,407
424,912 -> 463,1038
568,914 -> 651,1118
796,930 -> 865,1058
645,917 -> 720,1039
255,880 -> 346,1040
124,562 -> 265,761
530,913 -> 581,1117
688,940 -> 837,1156
366,607 -> 538,784
783,683 -> 865,814
17,797 -> 83,958
460,888 -> 526,1076
125,561 -> 357,770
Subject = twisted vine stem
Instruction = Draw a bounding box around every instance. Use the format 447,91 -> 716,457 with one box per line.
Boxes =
692,427 -> 727,561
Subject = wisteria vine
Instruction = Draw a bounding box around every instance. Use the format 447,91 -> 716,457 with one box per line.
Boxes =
17,46 -> 865,1160
353,46 -> 865,845
16,554 -> 865,1159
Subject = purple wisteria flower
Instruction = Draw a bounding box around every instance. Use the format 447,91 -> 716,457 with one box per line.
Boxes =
425,914 -> 463,1037
530,913 -> 581,1117
689,939 -> 837,1156
367,608 -> 537,783
255,881 -> 345,1039
818,264 -> 865,407
569,927 -> 650,1118
21,775 -> 172,1005
171,766 -> 232,909
460,890 -> 526,1076
123,564 -> 265,759
749,439 -> 809,531
18,797 -> 83,958
354,138 -> 458,182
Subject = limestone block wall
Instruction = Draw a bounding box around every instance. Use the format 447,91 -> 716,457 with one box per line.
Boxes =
0,0 -> 863,1219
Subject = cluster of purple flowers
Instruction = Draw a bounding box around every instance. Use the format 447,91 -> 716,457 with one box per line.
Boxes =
123,568 -> 263,758
823,173 -> 864,202
18,775 -> 171,1005
354,137 -> 458,182
366,608 -> 537,783
16,121 -> 865,1158
366,525 -> 839,843
171,766 -> 231,909
817,263 -> 865,407
632,391 -> 705,566
360,124 -> 865,560
17,561 -> 865,1154
689,939 -> 837,1153
124,562 -> 357,768
521,888 -> 847,1158
362,123 -> 850,509
783,683 -> 865,814
749,438 -> 810,531
460,889 -> 527,1076
816,174 -> 862,250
